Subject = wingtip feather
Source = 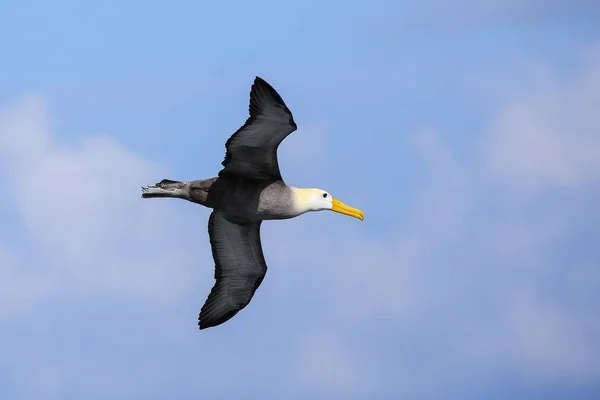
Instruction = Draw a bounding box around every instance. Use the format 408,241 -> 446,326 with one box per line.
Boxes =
248,76 -> 288,117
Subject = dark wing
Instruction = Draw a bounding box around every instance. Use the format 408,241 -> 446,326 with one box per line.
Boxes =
198,211 -> 268,330
218,76 -> 297,180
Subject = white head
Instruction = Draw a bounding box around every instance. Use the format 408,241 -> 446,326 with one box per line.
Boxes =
292,188 -> 364,220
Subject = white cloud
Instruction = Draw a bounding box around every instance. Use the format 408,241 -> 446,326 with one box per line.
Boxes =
289,46 -> 600,391
0,95 -> 228,399
482,46 -> 600,189
1,45 -> 600,399
0,95 -> 204,317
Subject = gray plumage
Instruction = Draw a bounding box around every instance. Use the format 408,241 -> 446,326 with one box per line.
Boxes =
141,76 -> 363,330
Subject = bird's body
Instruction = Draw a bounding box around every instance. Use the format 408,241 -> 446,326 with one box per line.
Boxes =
148,177 -> 300,220
142,77 -> 364,330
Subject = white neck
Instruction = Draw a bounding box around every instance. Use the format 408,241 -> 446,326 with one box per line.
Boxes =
290,186 -> 314,215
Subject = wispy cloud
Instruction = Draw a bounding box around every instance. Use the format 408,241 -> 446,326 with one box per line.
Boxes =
1,44 -> 599,399
0,95 -> 204,316
280,45 -> 600,396
483,44 -> 600,188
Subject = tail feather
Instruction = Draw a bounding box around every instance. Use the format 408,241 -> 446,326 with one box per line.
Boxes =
141,179 -> 186,199
157,179 -> 181,186
141,186 -> 173,198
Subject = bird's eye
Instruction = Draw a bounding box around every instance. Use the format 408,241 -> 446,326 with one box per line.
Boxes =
322,193 -> 328,198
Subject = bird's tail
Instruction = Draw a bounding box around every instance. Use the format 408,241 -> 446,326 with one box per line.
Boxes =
141,179 -> 188,199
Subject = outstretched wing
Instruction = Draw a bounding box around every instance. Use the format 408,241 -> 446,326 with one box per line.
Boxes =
198,211 -> 268,330
218,76 -> 297,180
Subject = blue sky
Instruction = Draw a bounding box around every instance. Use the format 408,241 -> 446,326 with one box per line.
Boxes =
1,0 -> 599,399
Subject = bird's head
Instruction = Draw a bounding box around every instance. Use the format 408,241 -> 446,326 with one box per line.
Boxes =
292,188 -> 364,221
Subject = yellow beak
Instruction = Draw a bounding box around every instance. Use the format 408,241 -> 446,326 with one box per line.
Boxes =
331,198 -> 365,221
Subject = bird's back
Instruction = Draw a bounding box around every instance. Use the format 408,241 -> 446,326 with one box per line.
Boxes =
216,178 -> 295,221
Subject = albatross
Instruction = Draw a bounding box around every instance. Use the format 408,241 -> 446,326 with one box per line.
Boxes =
141,76 -> 364,330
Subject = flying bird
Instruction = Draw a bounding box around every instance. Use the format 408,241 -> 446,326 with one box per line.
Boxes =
141,76 -> 364,330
